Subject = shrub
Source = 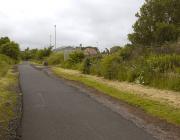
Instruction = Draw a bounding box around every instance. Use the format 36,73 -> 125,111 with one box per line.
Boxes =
100,55 -> 121,80
82,57 -> 91,74
0,54 -> 14,77
47,52 -> 64,65
0,42 -> 20,60
146,54 -> 180,73
68,51 -> 85,65
62,51 -> 85,69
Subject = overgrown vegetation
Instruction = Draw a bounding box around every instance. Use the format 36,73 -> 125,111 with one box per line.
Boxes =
0,54 -> 15,77
21,46 -> 52,61
0,68 -> 19,139
44,42 -> 180,91
0,37 -> 20,62
0,37 -> 20,139
52,67 -> 180,125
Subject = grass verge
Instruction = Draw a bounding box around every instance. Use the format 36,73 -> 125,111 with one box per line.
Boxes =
0,67 -> 19,139
52,67 -> 180,125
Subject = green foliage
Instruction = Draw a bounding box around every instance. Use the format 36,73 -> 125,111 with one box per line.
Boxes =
128,0 -> 180,45
47,43 -> 180,91
47,52 -> 64,65
146,54 -> 180,73
0,37 -> 20,61
0,66 -> 19,139
21,47 -> 52,60
110,46 -> 121,54
0,54 -> 15,77
68,51 -> 85,64
155,23 -> 179,44
100,55 -> 120,79
0,37 -> 10,46
21,48 -> 38,60
82,57 -> 91,74
37,47 -> 52,59
0,42 -> 20,60
81,45 -> 180,91
88,56 -> 102,75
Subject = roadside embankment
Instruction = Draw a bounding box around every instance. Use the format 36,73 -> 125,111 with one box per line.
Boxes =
0,56 -> 22,140
52,67 -> 180,126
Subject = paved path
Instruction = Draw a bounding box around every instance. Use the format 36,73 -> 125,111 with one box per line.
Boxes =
19,63 -> 156,140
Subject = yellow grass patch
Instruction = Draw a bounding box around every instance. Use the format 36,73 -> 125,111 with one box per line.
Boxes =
54,67 -> 180,108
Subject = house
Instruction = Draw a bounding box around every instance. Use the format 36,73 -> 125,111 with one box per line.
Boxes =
83,47 -> 99,56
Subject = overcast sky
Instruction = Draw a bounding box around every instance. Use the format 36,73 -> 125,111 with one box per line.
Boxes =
0,0 -> 144,50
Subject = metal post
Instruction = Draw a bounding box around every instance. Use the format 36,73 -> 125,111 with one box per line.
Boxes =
54,25 -> 56,49
50,34 -> 52,47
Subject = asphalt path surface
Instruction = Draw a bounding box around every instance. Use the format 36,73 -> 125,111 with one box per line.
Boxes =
19,63 -> 156,140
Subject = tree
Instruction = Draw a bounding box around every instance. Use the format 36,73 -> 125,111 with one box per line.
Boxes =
128,0 -> 180,46
35,47 -> 52,60
155,23 -> 179,44
0,42 -> 20,60
110,46 -> 121,54
0,37 -> 10,46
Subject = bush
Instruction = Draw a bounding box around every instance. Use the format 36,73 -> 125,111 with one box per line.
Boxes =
146,54 -> 180,73
68,51 -> 85,65
47,42 -> 180,91
82,58 -> 91,74
61,51 -> 85,69
100,55 -> 121,80
0,42 -> 20,60
0,54 -> 15,77
47,52 -> 64,65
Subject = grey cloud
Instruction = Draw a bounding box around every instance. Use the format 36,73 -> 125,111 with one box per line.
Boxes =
0,0 -> 145,50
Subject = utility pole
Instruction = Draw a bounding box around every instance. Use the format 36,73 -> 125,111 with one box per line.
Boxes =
54,25 -> 56,49
50,34 -> 52,47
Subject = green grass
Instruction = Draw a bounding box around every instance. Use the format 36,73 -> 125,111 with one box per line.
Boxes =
0,55 -> 19,138
0,68 -> 18,130
52,67 -> 180,125
0,54 -> 15,77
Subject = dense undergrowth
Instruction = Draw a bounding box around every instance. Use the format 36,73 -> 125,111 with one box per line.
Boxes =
0,54 -> 15,76
0,54 -> 19,139
46,43 -> 180,91
0,36 -> 21,139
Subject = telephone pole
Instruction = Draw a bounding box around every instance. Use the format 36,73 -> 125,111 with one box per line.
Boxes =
50,34 -> 52,47
54,25 -> 56,49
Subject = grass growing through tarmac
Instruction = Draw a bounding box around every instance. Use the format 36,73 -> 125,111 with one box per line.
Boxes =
0,68 -> 18,138
52,67 -> 180,125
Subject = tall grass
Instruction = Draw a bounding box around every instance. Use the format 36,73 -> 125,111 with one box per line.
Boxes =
45,44 -> 180,91
52,67 -> 180,125
46,52 -> 64,65
0,54 -> 15,77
